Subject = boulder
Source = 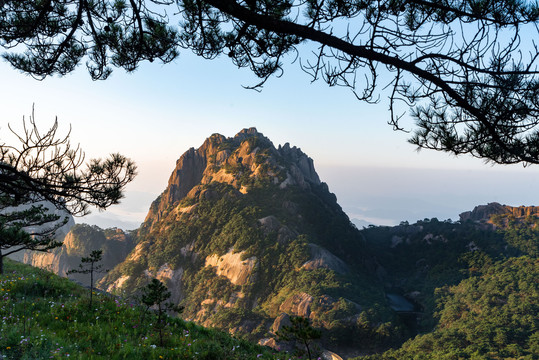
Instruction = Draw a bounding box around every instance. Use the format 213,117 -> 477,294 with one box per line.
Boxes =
279,292 -> 314,318
271,313 -> 292,334
302,243 -> 349,274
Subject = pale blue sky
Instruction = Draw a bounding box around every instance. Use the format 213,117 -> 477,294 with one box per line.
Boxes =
2,49 -> 539,229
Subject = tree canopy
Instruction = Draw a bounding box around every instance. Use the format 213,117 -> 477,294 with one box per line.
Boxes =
2,1 -> 539,164
0,110 -> 136,273
0,109 -> 137,215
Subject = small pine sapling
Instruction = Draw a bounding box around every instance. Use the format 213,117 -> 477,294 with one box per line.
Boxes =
276,315 -> 322,360
67,249 -> 107,310
141,278 -> 184,347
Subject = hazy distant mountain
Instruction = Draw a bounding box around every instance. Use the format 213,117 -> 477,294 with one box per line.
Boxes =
350,218 -> 374,229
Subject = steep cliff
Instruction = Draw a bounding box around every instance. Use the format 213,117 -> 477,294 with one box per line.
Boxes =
17,224 -> 135,287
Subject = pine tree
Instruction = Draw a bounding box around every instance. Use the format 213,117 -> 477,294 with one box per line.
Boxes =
277,316 -> 322,360
67,250 -> 107,310
141,279 -> 184,346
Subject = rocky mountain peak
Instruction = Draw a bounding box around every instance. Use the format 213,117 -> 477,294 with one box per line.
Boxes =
100,128 -> 366,355
277,142 -> 320,186
459,202 -> 508,222
144,129 -> 323,227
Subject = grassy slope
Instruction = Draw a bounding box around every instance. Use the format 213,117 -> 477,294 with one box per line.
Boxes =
0,258 -> 299,360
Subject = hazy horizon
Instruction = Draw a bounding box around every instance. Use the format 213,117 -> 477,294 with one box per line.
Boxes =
77,162 -> 539,231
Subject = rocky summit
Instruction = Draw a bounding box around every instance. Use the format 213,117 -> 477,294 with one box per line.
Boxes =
143,127 -> 321,228
460,202 -> 539,224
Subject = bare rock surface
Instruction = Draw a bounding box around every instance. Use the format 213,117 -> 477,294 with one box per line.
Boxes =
271,313 -> 292,334
321,350 -> 344,360
205,249 -> 257,286
279,292 -> 314,318
459,202 -> 508,222
302,243 -> 349,274
154,263 -> 184,304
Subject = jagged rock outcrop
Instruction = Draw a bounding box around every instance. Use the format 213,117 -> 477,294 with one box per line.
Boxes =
143,128 -> 323,230
460,202 -> 539,223
507,205 -> 539,218
144,138 -> 215,225
278,142 -> 321,189
17,224 -> 135,288
459,202 -> 508,222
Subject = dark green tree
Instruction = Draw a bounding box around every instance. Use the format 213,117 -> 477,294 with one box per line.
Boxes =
67,249 -> 107,310
2,1 -> 539,164
277,315 -> 322,360
141,278 -> 184,346
0,109 -> 136,273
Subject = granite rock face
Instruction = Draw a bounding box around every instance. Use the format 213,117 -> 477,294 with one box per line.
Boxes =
279,292 -> 314,318
16,224 -> 135,287
459,202 -> 508,222
144,128 -> 324,229
205,250 -> 257,286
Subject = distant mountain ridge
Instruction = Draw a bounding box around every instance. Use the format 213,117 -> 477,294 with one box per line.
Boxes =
459,202 -> 539,223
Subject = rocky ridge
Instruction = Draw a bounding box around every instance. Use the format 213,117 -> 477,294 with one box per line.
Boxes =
459,202 -> 539,224
14,224 -> 135,288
